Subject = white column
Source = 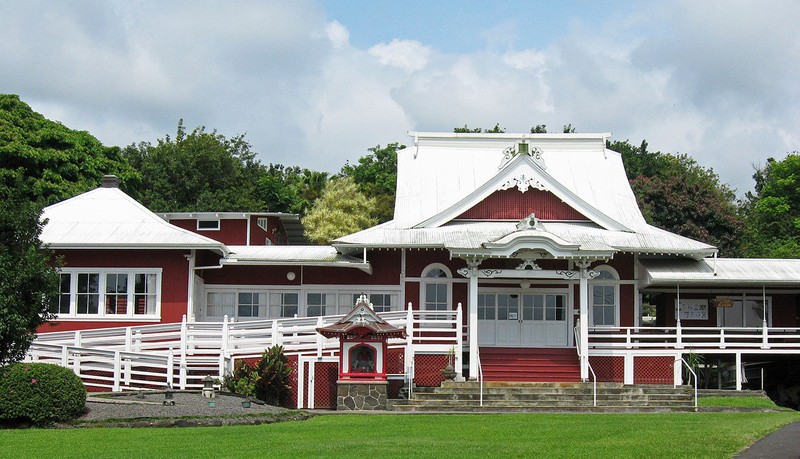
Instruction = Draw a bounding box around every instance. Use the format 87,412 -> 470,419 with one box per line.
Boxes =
579,267 -> 589,381
468,264 -> 480,380
185,250 -> 196,321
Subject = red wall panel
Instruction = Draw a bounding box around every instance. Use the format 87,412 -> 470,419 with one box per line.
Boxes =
40,249 -> 190,332
456,189 -> 589,221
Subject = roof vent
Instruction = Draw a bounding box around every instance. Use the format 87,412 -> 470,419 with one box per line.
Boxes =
101,175 -> 120,188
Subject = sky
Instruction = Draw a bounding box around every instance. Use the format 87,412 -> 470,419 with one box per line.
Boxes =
1,0 -> 798,196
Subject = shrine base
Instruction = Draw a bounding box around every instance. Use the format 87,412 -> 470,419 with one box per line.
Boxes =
336,381 -> 388,410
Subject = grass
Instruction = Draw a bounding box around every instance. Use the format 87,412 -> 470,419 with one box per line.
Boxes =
699,396 -> 788,409
2,412 -> 799,458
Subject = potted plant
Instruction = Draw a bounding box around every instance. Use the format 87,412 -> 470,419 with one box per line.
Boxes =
441,346 -> 457,381
234,374 -> 258,408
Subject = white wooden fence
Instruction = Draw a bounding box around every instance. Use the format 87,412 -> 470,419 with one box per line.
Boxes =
27,305 -> 463,391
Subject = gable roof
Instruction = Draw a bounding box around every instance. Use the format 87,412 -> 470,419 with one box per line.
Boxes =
41,186 -> 228,254
336,132 -> 716,259
393,132 -> 647,230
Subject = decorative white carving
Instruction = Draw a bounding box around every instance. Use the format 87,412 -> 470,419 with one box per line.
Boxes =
498,142 -> 546,170
516,213 -> 543,231
588,270 -> 601,279
499,174 -> 548,193
480,269 -> 502,278
555,270 -> 578,279
516,259 -> 542,270
456,268 -> 469,278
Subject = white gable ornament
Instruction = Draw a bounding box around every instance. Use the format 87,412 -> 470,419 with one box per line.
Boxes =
499,174 -> 548,193
499,141 -> 546,170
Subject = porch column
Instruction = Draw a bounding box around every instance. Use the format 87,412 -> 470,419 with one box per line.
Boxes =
579,266 -> 589,381
467,261 -> 480,380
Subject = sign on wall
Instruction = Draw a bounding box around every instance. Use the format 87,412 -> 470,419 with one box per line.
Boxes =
674,299 -> 708,320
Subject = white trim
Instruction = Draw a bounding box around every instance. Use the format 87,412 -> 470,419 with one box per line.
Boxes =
589,265 -> 621,327
52,268 -> 163,320
415,154 -> 631,232
202,284 -> 403,321
196,219 -> 221,231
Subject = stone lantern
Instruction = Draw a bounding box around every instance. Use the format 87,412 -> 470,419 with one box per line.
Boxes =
317,295 -> 405,410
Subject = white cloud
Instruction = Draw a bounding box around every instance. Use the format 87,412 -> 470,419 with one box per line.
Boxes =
368,39 -> 432,72
1,0 -> 798,196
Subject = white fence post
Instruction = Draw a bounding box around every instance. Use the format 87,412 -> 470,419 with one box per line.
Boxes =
316,317 -> 324,357
167,347 -> 175,389
405,302 -> 414,380
222,315 -> 230,355
272,319 -> 280,347
113,351 -> 121,392
455,303 -> 463,379
762,322 -> 769,349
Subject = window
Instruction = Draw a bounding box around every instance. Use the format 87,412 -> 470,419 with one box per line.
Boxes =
51,273 -> 71,315
197,219 -> 220,230
105,273 -> 128,314
421,264 -> 452,321
238,292 -> 267,318
338,292 -> 398,314
56,269 -> 161,319
270,292 -> 299,318
76,273 -> 99,314
478,294 -> 495,320
591,267 -> 618,326
367,294 -> 394,313
306,293 -> 334,317
134,273 -> 158,315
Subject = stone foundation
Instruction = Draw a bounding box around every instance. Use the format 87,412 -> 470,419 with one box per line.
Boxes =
336,381 -> 388,410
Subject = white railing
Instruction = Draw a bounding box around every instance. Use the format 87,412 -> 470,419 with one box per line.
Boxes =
574,322 -> 597,406
588,326 -> 800,353
679,358 -> 699,411
476,349 -> 483,407
29,306 -> 461,392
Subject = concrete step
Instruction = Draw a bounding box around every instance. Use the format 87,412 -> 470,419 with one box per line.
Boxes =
389,403 -> 698,413
399,382 -> 694,411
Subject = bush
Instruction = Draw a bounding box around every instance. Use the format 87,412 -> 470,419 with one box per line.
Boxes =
224,345 -> 291,406
0,362 -> 86,424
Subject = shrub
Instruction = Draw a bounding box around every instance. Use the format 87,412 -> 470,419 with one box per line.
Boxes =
0,362 -> 86,424
224,345 -> 292,407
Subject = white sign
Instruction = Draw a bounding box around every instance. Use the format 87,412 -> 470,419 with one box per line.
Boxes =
675,299 -> 708,320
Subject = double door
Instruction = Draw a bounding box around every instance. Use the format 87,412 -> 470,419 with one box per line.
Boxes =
478,292 -> 571,347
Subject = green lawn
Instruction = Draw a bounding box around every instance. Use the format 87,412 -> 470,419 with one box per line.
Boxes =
2,412 -> 799,458
699,396 -> 788,409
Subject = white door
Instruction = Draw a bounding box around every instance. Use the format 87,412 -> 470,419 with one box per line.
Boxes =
478,292 -> 570,347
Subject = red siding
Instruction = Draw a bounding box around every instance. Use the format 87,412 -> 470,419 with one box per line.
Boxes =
456,189 -> 589,221
40,249 -> 190,332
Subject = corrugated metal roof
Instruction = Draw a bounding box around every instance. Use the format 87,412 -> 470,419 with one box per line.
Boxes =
395,132 -> 647,231
41,187 -> 227,253
639,258 -> 800,286
223,245 -> 370,271
336,221 -> 716,259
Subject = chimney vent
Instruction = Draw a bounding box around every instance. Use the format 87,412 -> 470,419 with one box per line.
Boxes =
101,175 -> 120,188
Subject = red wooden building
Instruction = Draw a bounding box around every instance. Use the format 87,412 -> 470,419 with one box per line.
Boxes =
33,132 -> 800,408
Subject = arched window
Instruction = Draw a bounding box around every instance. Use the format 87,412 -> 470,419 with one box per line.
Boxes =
590,266 -> 619,327
421,264 -> 452,314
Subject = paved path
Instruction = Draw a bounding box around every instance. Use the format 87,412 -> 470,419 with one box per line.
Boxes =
736,420 -> 800,458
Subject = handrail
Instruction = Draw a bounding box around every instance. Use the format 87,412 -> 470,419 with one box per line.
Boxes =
476,348 -> 483,407
679,357 -> 699,411
574,323 -> 597,407
586,326 -> 800,353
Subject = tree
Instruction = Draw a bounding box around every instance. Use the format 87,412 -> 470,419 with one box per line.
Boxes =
0,171 -> 59,366
341,143 -> 402,223
530,124 -> 547,133
609,139 -> 743,256
741,154 -> 800,257
0,94 -> 136,205
122,120 -> 263,212
303,177 -> 377,244
453,123 -> 505,133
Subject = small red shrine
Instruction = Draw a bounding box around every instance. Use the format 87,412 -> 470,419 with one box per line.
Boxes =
317,295 -> 405,409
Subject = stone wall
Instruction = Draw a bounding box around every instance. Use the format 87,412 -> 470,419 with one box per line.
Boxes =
337,381 -> 388,410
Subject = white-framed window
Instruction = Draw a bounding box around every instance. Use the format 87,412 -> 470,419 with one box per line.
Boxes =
590,266 -> 619,327
53,268 -> 162,319
421,264 -> 452,320
197,219 -> 220,230
270,292 -> 299,318
238,292 -> 268,318
306,293 -> 334,317
204,286 -> 400,321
